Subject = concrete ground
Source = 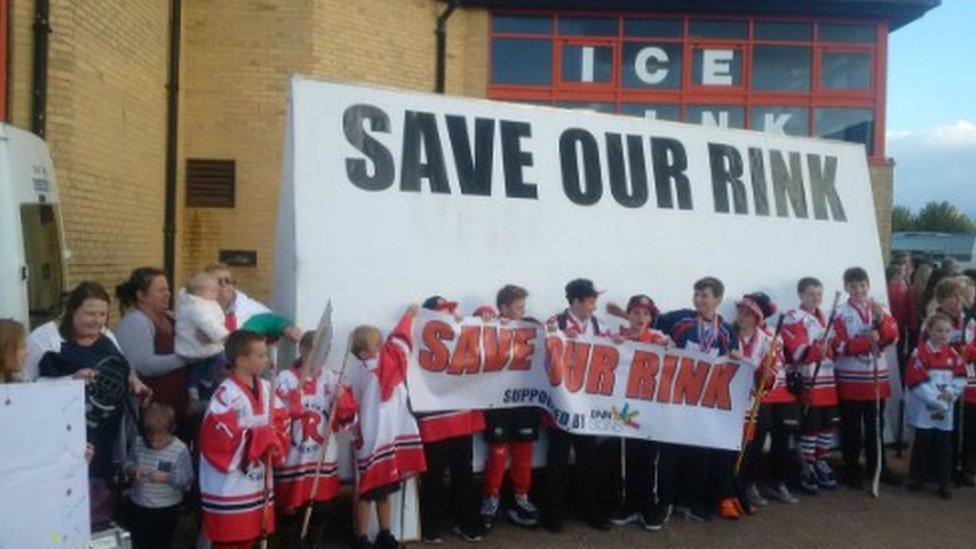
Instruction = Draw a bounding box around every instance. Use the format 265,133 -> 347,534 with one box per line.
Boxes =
171,452 -> 976,548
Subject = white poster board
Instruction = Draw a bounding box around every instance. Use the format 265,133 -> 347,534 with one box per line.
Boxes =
273,77 -> 891,377
0,381 -> 90,548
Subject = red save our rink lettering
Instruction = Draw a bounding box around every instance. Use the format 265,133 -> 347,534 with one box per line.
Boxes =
545,335 -> 739,410
417,320 -> 538,374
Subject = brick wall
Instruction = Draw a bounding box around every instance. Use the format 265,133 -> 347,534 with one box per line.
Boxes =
870,161 -> 895,261
7,0 -> 170,300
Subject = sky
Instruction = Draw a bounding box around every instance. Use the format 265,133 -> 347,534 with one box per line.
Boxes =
886,0 -> 976,217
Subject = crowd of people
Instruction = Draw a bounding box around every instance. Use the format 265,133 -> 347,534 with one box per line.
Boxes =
0,256 -> 974,549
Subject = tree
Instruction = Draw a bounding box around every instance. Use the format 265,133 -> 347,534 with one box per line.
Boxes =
891,205 -> 914,232
912,201 -> 976,234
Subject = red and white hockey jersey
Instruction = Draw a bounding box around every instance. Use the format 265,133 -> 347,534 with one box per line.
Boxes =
737,327 -> 793,405
350,314 -> 427,496
920,311 -> 976,405
273,365 -> 358,511
831,299 -> 899,402
905,342 -> 966,431
781,307 -> 838,407
199,375 -> 289,543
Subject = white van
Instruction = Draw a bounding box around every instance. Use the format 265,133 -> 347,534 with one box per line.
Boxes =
0,123 -> 68,328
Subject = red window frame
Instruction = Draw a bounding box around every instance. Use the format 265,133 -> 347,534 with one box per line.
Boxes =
487,11 -> 889,162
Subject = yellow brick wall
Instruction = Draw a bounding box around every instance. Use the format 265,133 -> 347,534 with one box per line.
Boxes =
870,161 -> 895,261
7,0 -> 170,299
179,0 -> 481,302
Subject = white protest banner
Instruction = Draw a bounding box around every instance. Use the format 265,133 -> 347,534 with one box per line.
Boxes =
0,380 -> 90,548
405,310 -> 753,450
273,77 -> 892,392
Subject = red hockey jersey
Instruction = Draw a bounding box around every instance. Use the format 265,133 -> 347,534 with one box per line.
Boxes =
273,365 -> 358,511
832,300 -> 899,402
781,307 -> 837,407
349,314 -> 427,496
905,342 -> 966,431
199,375 -> 289,543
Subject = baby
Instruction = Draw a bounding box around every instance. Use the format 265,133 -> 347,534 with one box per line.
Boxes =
175,272 -> 230,408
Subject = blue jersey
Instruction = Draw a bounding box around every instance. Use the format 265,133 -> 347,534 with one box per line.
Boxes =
655,309 -> 738,357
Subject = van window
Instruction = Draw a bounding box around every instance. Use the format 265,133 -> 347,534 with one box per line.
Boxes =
20,204 -> 65,329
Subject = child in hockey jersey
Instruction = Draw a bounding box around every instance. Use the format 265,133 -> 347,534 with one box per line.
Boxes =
198,331 -> 289,548
607,295 -> 672,529
274,331 -> 358,546
734,293 -> 797,511
479,285 -> 542,531
832,267 -> 900,488
175,272 -> 229,409
126,403 -> 193,549
906,313 -> 967,498
416,296 -> 485,543
348,308 -> 427,549
781,277 -> 840,494
655,277 -> 740,523
955,275 -> 976,484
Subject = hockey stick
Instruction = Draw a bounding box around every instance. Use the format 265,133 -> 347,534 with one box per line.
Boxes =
735,316 -> 786,477
870,343 -> 882,499
299,347 -> 352,540
802,291 -> 843,418
260,452 -> 273,549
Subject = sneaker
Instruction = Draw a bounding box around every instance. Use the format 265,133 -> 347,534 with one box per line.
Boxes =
507,494 -> 539,527
481,496 -> 499,530
452,526 -> 483,543
374,530 -> 399,549
815,460 -> 838,490
764,483 -> 799,504
641,504 -> 671,532
610,509 -> 641,526
675,504 -> 713,522
353,535 -> 373,549
717,498 -> 741,520
799,462 -> 819,494
744,483 -> 768,507
586,516 -> 612,531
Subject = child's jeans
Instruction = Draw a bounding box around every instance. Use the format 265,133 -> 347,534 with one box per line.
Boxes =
188,354 -> 225,402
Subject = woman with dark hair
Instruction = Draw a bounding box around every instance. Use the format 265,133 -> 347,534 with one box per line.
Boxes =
38,281 -> 148,527
114,267 -> 190,420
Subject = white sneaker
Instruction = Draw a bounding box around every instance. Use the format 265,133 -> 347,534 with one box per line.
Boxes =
765,483 -> 799,504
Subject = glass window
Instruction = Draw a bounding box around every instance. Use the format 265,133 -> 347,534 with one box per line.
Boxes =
492,39 -> 552,85
815,107 -> 874,152
558,16 -> 617,36
556,101 -> 615,114
493,15 -> 552,35
750,106 -> 809,136
622,42 -> 681,89
752,46 -> 811,92
686,105 -> 745,128
821,51 -> 871,90
689,19 -> 747,40
623,18 -> 681,38
620,104 -> 680,121
818,23 -> 876,44
754,22 -> 812,41
21,203 -> 65,329
692,48 -> 742,86
561,44 -> 613,83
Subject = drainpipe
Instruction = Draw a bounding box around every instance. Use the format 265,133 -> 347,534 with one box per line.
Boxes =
163,0 -> 181,281
30,0 -> 50,137
435,0 -> 459,94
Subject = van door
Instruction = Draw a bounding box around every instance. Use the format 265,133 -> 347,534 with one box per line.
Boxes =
20,203 -> 64,328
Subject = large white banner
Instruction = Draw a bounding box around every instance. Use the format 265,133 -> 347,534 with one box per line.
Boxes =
273,77 -> 892,387
406,310 -> 753,450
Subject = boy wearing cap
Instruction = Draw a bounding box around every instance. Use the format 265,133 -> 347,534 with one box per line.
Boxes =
478,285 -> 543,530
654,277 -> 739,525
541,278 -> 615,532
607,295 -> 672,530
416,296 -> 486,543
